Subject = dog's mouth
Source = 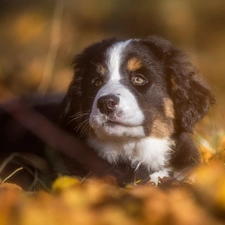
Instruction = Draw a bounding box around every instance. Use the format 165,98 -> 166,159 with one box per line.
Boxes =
90,117 -> 145,140
89,107 -> 146,139
103,120 -> 138,128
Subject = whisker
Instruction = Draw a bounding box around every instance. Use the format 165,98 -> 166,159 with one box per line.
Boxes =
67,111 -> 91,125
67,115 -> 87,125
74,119 -> 89,132
79,120 -> 90,135
68,111 -> 91,119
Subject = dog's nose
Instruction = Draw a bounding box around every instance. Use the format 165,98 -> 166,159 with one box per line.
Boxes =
97,95 -> 119,115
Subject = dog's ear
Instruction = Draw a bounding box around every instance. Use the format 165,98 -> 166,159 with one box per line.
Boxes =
143,36 -> 215,132
59,57 -> 84,131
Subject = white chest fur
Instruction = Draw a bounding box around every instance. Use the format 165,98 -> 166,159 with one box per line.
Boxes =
88,136 -> 174,177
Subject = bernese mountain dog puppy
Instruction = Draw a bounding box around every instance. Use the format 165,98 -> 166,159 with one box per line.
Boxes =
60,35 -> 214,184
0,36 -> 214,187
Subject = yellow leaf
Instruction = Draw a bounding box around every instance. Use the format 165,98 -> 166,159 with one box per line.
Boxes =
52,176 -> 81,193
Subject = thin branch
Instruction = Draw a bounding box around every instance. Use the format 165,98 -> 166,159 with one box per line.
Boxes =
1,96 -> 130,185
38,0 -> 64,92
0,153 -> 20,174
2,167 -> 23,183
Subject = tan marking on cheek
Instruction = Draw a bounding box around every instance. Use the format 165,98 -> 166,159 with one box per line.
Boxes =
127,57 -> 142,71
163,98 -> 175,119
150,118 -> 174,139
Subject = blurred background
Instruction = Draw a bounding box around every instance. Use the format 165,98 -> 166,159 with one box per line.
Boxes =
0,0 -> 225,136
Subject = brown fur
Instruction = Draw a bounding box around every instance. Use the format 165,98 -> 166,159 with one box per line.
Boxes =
127,57 -> 142,71
163,98 -> 174,119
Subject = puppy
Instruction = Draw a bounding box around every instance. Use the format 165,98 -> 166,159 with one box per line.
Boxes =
0,36 -> 214,187
60,36 -> 214,185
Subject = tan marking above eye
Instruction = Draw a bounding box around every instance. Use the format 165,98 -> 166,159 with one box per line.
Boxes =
96,64 -> 106,75
127,57 -> 142,71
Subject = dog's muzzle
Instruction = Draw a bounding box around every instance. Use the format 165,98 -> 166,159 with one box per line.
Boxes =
89,83 -> 146,139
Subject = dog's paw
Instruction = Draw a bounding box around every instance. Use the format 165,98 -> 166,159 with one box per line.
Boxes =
149,170 -> 170,186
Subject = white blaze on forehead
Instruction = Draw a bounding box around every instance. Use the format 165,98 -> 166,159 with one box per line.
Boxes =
107,40 -> 131,81
89,39 -> 145,140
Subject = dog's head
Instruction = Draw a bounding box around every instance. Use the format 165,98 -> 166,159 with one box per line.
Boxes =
61,36 -> 214,143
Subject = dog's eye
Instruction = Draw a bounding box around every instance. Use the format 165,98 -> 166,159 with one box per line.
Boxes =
93,77 -> 103,87
132,74 -> 148,86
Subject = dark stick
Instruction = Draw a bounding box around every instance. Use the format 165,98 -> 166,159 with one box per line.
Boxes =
1,97 -> 128,184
